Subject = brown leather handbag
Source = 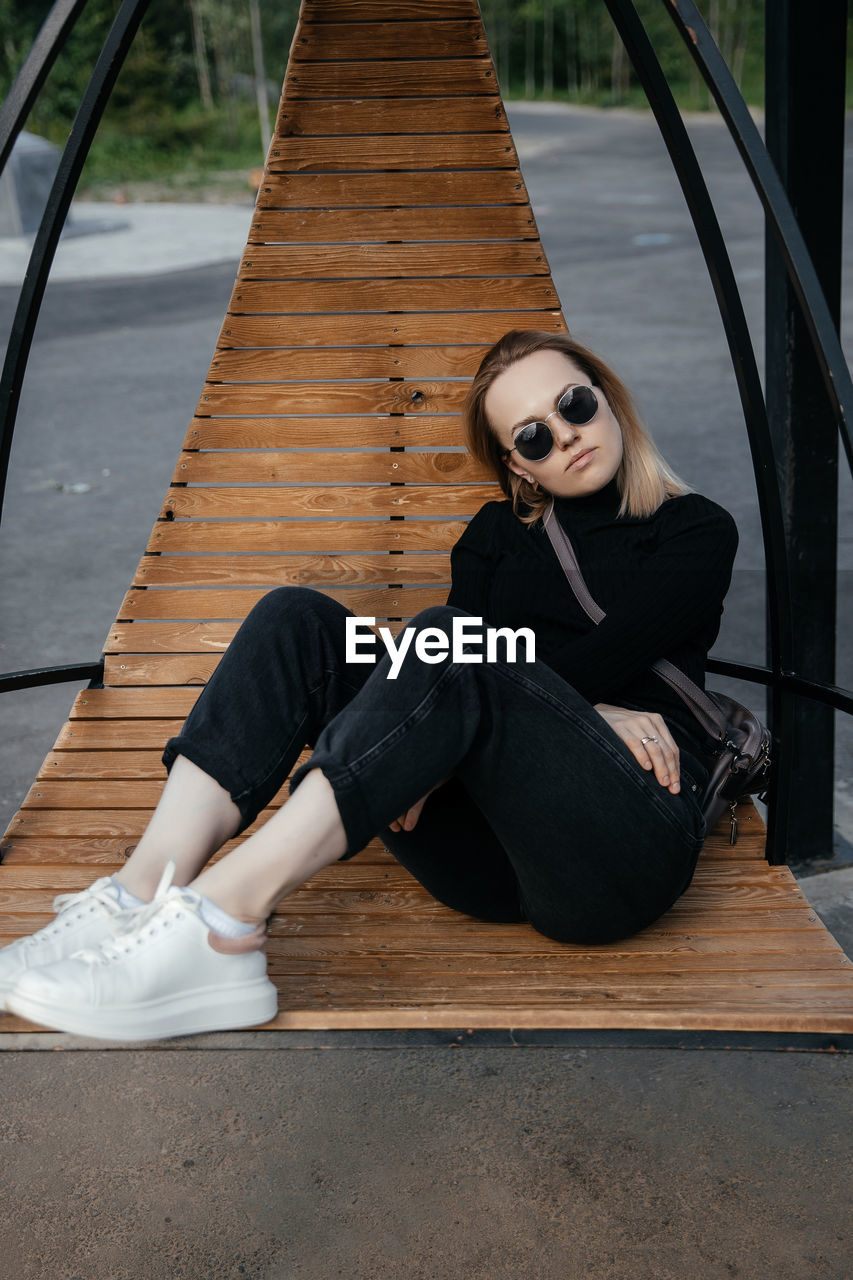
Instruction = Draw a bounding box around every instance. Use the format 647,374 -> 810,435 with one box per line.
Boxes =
543,502 -> 772,844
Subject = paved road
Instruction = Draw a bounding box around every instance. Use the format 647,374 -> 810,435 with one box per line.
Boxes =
0,105 -> 850,1279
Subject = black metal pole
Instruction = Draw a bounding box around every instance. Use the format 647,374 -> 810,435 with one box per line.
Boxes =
0,0 -> 89,178
603,0 -> 795,861
0,0 -> 153,529
765,0 -> 846,864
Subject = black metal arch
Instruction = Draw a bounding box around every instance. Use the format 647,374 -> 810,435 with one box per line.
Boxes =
0,0 -> 850,866
0,0 -> 152,535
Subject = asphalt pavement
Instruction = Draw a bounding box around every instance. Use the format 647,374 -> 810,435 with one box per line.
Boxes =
0,103 -> 850,1277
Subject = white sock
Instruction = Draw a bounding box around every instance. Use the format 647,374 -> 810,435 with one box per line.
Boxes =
196,893 -> 257,939
110,879 -> 146,910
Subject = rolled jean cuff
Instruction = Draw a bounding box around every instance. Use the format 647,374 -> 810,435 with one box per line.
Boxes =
162,737 -> 258,836
288,753 -> 376,861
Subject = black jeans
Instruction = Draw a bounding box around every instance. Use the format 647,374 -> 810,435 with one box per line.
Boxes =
163,587 -> 707,944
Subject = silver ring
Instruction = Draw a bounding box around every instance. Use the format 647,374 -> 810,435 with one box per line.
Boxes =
641,735 -> 659,745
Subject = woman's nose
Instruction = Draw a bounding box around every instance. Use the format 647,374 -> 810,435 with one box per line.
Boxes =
550,415 -> 579,448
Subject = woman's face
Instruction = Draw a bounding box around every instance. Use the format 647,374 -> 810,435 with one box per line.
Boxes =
485,349 -> 624,499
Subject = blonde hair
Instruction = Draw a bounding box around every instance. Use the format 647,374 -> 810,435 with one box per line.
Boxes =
464,330 -> 691,524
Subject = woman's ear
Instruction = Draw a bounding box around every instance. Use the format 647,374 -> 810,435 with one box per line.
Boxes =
502,452 -> 536,485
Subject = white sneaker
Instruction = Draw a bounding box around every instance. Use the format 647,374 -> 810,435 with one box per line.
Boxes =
0,875 -> 141,1009
6,866 -> 278,1042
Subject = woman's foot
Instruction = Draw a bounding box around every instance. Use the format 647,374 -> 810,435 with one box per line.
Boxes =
0,876 -> 144,1009
5,872 -> 278,1042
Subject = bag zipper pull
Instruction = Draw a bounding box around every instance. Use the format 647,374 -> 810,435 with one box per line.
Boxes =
729,802 -> 739,846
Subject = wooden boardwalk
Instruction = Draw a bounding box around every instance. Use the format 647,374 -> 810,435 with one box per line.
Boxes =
2,0 -> 852,1038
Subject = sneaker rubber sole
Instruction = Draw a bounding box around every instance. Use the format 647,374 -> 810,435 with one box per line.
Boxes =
6,976 -> 279,1041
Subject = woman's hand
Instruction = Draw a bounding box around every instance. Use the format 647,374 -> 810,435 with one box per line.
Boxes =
593,704 -> 680,794
388,778 -> 449,832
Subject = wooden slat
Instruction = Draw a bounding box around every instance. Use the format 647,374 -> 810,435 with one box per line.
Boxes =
228,278 -> 556,313
300,1 -> 483,19
117,585 -> 445,621
257,171 -> 528,207
249,206 -> 536,243
290,20 -> 487,60
195,381 -> 472,415
217,313 -> 563,348
173,451 -> 487,485
134,552 -> 451,587
267,134 -> 514,171
283,60 -> 497,97
236,244 -> 546,278
208,346 -> 491,380
276,96 -> 507,137
146,520 -> 470,554
183,416 -> 469,448
160,485 -> 502,520
68,689 -> 199,718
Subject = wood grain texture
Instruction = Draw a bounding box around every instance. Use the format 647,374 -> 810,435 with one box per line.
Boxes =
289,20 -> 487,60
207,345 -> 491,380
172,451 -> 489,485
248,206 -> 537,244
266,134 -> 515,172
147,520 -> 469,554
216,312 -> 564,348
275,96 -> 507,137
196,379 -> 473,415
134,552 -> 452,588
283,60 -> 497,98
160,484 -> 502,520
299,1 -> 482,19
227,277 -> 557,313
236,243 -> 547,279
183,415 -> 469,448
256,170 -> 528,207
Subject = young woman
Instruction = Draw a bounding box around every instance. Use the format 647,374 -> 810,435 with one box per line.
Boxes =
1,330 -> 738,1041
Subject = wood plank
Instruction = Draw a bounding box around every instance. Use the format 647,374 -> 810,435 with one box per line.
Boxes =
208,346 -> 491,380
104,619 -> 416,655
283,60 -> 497,98
38,750 -> 171,780
300,1 -> 482,19
68,689 -> 199,719
147,519 -> 470,554
53,719 -> 186,747
248,206 -> 536,244
267,134 -> 514,172
4,1005 -> 849,1034
134,552 -> 452,587
116,585 -> 446,620
290,20 -> 487,60
216,313 -> 563,348
228,278 -> 557,313
184,416 -> 468,448
275,97 -> 507,137
0,857 -> 816,918
236,244 -> 547,278
160,485 -> 501,520
173,451 -> 488,485
256,171 -> 528,208
196,381 -> 472,416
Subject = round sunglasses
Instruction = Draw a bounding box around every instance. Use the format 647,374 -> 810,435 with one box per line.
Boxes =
506,384 -> 600,462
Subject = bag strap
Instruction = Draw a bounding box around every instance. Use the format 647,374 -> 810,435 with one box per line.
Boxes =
542,500 -> 727,742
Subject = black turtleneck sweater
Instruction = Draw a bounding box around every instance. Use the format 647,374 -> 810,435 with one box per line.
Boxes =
445,478 -> 739,776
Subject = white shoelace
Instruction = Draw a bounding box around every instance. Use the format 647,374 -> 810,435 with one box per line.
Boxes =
73,860 -> 192,967
19,878 -> 130,949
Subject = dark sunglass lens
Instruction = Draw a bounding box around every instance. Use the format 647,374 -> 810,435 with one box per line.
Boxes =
514,422 -> 553,461
559,385 -> 598,425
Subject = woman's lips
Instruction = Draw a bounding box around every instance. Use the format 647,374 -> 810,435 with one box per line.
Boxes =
567,447 -> 595,471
